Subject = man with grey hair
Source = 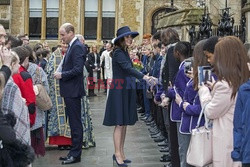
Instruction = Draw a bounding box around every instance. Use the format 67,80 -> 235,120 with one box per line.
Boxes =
75,34 -> 85,44
76,34 -> 89,54
55,23 -> 87,165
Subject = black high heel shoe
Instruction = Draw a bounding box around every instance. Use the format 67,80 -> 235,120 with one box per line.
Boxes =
112,154 -> 128,167
123,159 -> 131,163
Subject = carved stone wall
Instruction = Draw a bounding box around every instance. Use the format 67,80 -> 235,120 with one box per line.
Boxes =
0,0 -> 246,45
116,0 -> 144,43
61,0 -> 81,33
11,0 -> 25,35
0,5 -> 10,31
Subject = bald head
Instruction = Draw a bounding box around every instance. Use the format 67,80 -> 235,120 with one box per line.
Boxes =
0,24 -> 7,46
60,23 -> 75,34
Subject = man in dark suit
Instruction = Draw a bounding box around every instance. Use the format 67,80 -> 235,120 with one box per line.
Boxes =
54,23 -> 87,165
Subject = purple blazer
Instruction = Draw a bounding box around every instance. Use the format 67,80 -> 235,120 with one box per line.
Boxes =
179,79 -> 205,134
167,62 -> 189,122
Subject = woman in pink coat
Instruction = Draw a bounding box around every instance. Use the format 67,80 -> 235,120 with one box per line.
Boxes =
198,36 -> 249,167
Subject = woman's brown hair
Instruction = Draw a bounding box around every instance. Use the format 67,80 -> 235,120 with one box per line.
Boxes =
214,36 -> 250,99
161,28 -> 180,46
115,37 -> 126,50
193,39 -> 209,90
10,51 -> 19,65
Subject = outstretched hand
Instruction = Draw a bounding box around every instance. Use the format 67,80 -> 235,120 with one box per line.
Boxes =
148,76 -> 158,86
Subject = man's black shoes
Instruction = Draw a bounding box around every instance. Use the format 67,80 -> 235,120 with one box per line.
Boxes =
61,156 -> 81,165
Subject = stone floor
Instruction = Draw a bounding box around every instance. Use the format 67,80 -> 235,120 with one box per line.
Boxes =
33,92 -> 167,167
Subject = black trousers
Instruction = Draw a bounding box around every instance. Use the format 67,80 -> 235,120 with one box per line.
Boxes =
64,97 -> 83,158
136,84 -> 144,111
163,104 -> 180,167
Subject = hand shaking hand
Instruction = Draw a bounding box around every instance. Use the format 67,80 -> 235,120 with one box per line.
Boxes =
143,75 -> 158,86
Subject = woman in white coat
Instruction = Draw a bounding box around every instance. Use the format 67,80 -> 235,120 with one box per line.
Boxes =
198,36 -> 249,167
100,41 -> 113,95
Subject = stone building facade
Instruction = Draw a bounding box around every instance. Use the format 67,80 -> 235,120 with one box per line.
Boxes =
0,0 -> 249,47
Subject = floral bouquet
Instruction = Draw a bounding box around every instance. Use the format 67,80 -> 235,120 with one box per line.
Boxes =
133,58 -> 144,71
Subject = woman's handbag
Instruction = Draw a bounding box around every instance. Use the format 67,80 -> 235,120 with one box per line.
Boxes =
33,67 -> 52,111
186,104 -> 212,167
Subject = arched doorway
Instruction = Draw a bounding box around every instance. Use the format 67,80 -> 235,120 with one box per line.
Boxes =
151,8 -> 176,34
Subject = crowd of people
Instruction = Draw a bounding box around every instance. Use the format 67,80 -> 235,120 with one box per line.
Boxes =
0,23 -> 95,166
99,26 -> 250,167
0,21 -> 250,167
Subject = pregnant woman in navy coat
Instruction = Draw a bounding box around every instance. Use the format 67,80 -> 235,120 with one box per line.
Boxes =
103,26 -> 154,166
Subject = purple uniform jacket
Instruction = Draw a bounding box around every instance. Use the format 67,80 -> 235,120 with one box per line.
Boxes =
167,62 -> 189,122
179,79 -> 205,134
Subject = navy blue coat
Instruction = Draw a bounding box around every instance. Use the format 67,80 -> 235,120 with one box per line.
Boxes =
103,48 -> 144,126
232,79 -> 250,164
60,39 -> 87,98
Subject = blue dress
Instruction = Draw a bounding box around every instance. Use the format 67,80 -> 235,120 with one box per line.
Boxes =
103,48 -> 144,126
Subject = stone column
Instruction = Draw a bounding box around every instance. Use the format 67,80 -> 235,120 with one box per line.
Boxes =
97,0 -> 102,42
80,0 -> 85,35
115,0 -> 119,33
24,0 -> 29,35
243,0 -> 250,43
41,0 -> 46,41
11,0 -> 25,35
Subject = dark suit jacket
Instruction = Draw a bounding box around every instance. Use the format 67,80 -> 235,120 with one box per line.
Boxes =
162,46 -> 180,90
60,38 -> 87,98
86,52 -> 101,79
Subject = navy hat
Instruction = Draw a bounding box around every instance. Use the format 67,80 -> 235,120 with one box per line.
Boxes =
114,26 -> 139,44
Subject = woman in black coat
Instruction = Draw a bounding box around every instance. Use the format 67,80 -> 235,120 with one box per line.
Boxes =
103,26 -> 155,166
86,44 -> 101,96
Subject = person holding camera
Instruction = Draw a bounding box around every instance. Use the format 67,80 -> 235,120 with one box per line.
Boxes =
175,40 -> 208,167
198,36 -> 248,167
